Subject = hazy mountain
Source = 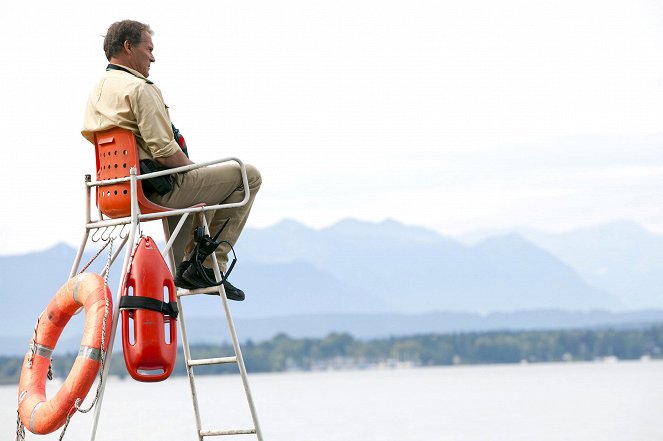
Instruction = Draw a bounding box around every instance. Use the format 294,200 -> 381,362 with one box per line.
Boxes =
235,218 -> 620,313
0,218 -> 630,355
459,221 -> 663,309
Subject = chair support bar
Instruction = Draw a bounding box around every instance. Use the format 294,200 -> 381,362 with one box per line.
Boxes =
86,155 -> 250,230
85,198 -> 250,230
88,156 -> 247,187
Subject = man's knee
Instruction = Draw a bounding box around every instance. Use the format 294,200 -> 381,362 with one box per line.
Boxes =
245,164 -> 262,190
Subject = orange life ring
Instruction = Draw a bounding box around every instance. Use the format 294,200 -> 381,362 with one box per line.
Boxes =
17,273 -> 113,434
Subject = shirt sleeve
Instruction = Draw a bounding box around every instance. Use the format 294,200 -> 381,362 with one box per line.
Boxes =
132,83 -> 180,159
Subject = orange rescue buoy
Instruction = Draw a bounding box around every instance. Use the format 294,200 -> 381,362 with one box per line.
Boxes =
121,235 -> 178,382
17,272 -> 112,434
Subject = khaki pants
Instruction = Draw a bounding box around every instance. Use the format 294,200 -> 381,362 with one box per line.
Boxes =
150,163 -> 262,271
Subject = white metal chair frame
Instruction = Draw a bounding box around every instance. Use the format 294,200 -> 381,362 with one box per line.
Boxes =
69,157 -> 264,441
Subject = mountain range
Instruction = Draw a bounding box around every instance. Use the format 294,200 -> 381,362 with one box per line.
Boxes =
459,220 -> 663,309
231,218 -> 621,315
1,218 -> 661,355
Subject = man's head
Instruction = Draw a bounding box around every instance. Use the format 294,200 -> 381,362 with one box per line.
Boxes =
104,20 -> 155,77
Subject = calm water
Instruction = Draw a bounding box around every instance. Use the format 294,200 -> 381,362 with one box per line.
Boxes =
4,360 -> 663,441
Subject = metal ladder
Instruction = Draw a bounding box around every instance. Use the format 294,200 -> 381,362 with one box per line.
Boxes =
164,220 -> 264,440
69,158 -> 264,441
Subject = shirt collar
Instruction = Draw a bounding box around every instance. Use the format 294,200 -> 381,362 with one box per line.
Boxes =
106,63 -> 154,84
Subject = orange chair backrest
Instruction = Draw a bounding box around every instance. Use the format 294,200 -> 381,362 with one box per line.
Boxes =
94,127 -> 171,219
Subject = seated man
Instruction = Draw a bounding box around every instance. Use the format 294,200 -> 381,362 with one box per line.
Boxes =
81,20 -> 261,301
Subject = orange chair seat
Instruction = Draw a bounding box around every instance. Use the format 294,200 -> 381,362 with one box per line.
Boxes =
94,127 -> 203,219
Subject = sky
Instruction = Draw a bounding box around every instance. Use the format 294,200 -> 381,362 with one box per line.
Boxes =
1,0 -> 663,255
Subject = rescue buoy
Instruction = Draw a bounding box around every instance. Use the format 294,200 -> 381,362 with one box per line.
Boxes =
121,235 -> 178,382
17,273 -> 112,434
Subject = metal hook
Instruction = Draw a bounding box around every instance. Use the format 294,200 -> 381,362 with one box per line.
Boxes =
101,225 -> 117,242
91,226 -> 106,243
118,224 -> 129,240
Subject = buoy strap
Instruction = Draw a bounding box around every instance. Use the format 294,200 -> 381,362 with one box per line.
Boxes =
79,345 -> 103,362
28,343 -> 53,360
119,296 -> 179,318
30,401 -> 44,433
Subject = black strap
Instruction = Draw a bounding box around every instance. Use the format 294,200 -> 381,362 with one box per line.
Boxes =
106,64 -> 184,162
106,63 -> 154,84
119,296 -> 179,318
186,222 -> 237,286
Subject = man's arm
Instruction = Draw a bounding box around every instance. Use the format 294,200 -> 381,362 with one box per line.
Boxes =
155,148 -> 194,168
133,83 -> 190,166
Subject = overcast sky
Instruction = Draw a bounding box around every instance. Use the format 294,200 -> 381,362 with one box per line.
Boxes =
1,0 -> 663,254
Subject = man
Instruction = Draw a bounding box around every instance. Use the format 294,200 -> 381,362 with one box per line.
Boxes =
82,20 -> 261,301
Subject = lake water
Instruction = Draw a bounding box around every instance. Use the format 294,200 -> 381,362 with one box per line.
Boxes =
4,360 -> 663,441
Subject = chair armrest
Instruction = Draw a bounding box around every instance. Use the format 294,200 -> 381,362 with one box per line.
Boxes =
136,156 -> 245,180
90,156 -> 251,218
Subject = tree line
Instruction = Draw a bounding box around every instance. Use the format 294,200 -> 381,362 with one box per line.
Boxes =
2,325 -> 662,384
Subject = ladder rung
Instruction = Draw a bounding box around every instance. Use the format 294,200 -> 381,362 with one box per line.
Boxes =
177,286 -> 223,297
188,356 -> 238,367
200,428 -> 256,437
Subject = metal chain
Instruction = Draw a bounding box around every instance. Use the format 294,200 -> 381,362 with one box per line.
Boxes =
58,238 -> 113,441
78,238 -> 112,275
78,237 -> 112,413
103,238 -> 113,285
57,400 -> 76,441
15,409 -> 25,441
18,304 -> 47,439
26,317 -> 40,368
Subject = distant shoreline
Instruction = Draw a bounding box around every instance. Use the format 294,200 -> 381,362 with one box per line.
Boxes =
3,325 -> 662,385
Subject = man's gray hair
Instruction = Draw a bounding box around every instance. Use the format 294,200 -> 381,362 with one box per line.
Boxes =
103,20 -> 153,61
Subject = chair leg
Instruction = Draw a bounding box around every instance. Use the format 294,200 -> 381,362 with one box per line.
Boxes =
87,221 -> 139,441
161,213 -> 191,264
69,231 -> 91,279
165,214 -> 193,263
203,222 -> 265,441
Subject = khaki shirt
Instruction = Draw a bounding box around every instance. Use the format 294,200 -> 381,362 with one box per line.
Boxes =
81,65 -> 180,160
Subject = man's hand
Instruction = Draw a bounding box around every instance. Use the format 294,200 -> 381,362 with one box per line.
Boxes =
155,149 -> 194,169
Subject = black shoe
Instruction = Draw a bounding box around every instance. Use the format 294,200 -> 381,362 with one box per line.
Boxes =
177,262 -> 245,301
174,261 -> 197,290
221,279 -> 246,302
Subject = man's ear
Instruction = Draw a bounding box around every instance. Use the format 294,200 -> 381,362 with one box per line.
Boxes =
123,40 -> 132,53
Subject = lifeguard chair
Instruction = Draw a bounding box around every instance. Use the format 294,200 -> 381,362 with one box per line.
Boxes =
69,127 -> 264,441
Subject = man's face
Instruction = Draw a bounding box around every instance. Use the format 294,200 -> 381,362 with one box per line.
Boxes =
129,31 -> 155,77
